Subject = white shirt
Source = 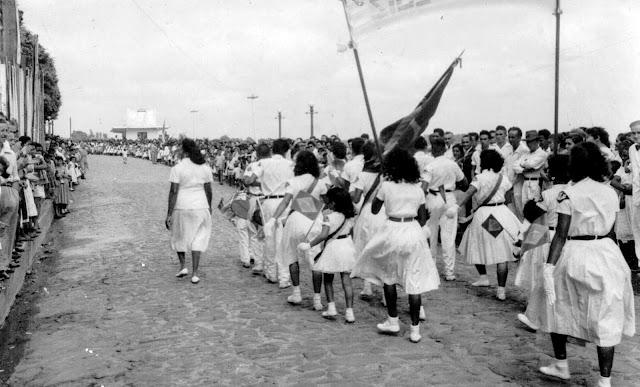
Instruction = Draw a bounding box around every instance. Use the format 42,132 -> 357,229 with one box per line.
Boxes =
537,183 -> 568,227
471,170 -> 513,205
376,181 -> 425,218
350,170 -> 380,213
629,144 -> 640,206
285,174 -> 328,199
444,146 -> 455,160
0,141 -> 19,181
514,147 -> 548,178
243,161 -> 263,195
557,178 -> 618,236
496,142 -> 513,160
169,158 -> 213,210
414,151 -> 434,179
254,154 -> 294,196
423,156 -> 464,191
504,142 -> 530,183
342,154 -> 365,183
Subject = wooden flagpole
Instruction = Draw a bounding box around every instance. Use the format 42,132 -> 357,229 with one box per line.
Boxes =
553,0 -> 561,155
340,0 -> 382,162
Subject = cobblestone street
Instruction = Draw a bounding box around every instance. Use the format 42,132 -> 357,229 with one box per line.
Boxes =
6,155 -> 640,386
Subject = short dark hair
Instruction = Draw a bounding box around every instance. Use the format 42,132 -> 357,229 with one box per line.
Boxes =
468,132 -> 479,141
332,142 -> 347,159
547,154 -> 569,183
538,129 -> 551,140
479,130 -> 490,139
414,136 -> 428,151
508,127 -> 522,138
362,141 -> 377,161
360,133 -> 370,140
495,125 -> 506,133
326,187 -> 355,218
430,137 -> 446,154
293,150 -> 320,178
181,138 -> 205,165
433,128 -> 445,137
480,149 -> 504,172
569,142 -> 609,182
585,126 -> 611,148
383,148 -> 420,184
256,143 -> 271,159
272,139 -> 289,156
350,138 -> 365,155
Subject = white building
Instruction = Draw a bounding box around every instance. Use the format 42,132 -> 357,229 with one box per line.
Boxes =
111,108 -> 168,140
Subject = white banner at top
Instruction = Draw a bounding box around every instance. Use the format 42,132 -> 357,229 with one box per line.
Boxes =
344,0 -> 476,38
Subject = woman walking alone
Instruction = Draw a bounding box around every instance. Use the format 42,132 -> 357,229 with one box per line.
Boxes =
166,138 -> 213,284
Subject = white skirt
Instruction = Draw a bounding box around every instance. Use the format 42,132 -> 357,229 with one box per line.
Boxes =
541,238 -> 636,346
170,209 -> 212,252
460,205 -> 520,265
615,196 -> 634,241
280,211 -> 322,268
314,236 -> 357,273
515,230 -> 555,293
24,183 -> 38,218
351,219 -> 440,295
352,202 -> 386,253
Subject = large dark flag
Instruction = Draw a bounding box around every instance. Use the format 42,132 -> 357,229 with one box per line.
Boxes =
380,56 -> 461,152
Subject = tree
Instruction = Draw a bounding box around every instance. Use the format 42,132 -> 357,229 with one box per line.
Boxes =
19,11 -> 62,120
70,131 -> 88,141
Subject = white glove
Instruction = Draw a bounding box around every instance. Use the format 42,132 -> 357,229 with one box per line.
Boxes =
263,218 -> 276,237
297,242 -> 311,251
445,204 -> 459,219
542,263 -> 556,305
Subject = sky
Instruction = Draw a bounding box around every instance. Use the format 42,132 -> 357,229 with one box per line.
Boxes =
17,0 -> 640,141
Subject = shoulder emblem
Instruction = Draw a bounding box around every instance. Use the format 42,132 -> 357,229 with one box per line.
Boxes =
557,191 -> 568,203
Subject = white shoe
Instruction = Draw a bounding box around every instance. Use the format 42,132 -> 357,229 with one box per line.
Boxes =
445,274 -> 456,281
472,278 -> 490,287
419,306 -> 426,321
251,265 -> 263,274
539,362 -> 571,380
313,295 -> 323,311
517,313 -> 539,331
322,303 -> 337,319
345,308 -> 355,323
279,281 -> 291,289
410,324 -> 421,343
191,275 -> 200,284
176,268 -> 188,277
287,293 -> 302,304
377,317 -> 400,334
496,287 -> 506,301
360,281 -> 373,297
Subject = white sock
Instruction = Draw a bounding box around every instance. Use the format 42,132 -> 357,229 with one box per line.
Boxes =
556,359 -> 568,368
498,286 -> 506,291
292,286 -> 300,294
597,376 -> 611,387
389,315 -> 399,323
479,274 -> 488,280
327,301 -> 335,308
313,293 -> 321,300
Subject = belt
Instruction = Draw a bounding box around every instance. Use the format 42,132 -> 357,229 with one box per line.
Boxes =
428,189 -> 453,195
388,216 -> 416,223
336,235 -> 349,240
479,202 -> 505,207
263,195 -> 284,199
524,177 -> 540,181
548,226 -> 556,231
1,183 -> 12,187
567,235 -> 607,241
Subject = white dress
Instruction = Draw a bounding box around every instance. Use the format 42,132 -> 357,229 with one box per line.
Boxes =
169,159 -> 213,252
460,170 -> 521,265
540,178 -> 635,347
614,167 -> 634,242
515,184 -> 567,292
350,171 -> 386,253
279,174 -> 328,268
350,181 -> 440,295
313,212 -> 357,273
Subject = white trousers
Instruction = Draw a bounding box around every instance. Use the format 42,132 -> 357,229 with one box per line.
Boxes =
426,192 -> 457,277
261,198 -> 290,284
631,203 -> 640,261
235,218 -> 263,266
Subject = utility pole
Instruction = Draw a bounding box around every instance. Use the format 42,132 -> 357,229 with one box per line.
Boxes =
306,104 -> 317,138
275,110 -> 285,138
189,110 -> 198,138
553,0 -> 562,155
247,94 -> 258,141
69,117 -> 72,139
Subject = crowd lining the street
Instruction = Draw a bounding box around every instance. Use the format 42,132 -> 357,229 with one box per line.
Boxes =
0,119 -> 89,290
87,122 -> 639,387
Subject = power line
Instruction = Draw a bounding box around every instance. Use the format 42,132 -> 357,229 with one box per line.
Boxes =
128,0 -> 227,90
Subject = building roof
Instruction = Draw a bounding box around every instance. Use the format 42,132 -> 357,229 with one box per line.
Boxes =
111,108 -> 169,132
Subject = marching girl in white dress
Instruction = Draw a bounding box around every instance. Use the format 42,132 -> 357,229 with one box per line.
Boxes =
351,148 -> 440,343
515,154 -> 569,331
298,187 -> 357,323
264,151 -> 328,311
538,142 -> 635,387
349,142 -> 386,298
450,149 -> 521,301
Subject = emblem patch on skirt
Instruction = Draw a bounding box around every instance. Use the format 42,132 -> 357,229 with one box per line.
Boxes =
481,214 -> 503,238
